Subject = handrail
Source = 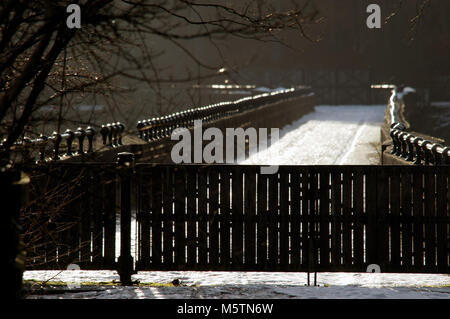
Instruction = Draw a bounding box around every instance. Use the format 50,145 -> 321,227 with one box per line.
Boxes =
1,122 -> 125,164
388,87 -> 450,165
136,87 -> 313,142
1,87 -> 312,163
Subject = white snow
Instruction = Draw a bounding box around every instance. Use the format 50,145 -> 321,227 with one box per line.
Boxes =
24,270 -> 450,299
241,105 -> 385,165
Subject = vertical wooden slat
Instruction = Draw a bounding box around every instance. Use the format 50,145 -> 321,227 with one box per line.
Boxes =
103,169 -> 117,269
79,169 -> 92,268
59,167 -> 82,267
244,168 -> 257,268
268,172 -> 279,269
151,167 -> 162,268
331,169 -> 342,268
279,168 -> 290,268
43,171 -> 58,267
342,168 -> 352,267
135,170 -> 145,269
308,169 -> 318,271
208,167 -> 220,267
197,168 -> 208,267
290,170 -> 301,269
55,188 -> 70,268
352,167 -> 364,269
400,168 -> 413,270
365,167 -> 378,266
390,167 -> 401,270
92,168 -> 104,267
219,168 -> 231,268
174,167 -> 186,267
162,167 -> 174,267
424,167 -> 436,271
186,167 -> 197,267
60,167 -> 82,267
319,169 -> 331,270
232,167 -> 244,268
436,167 -> 448,272
300,170 -> 309,268
376,167 -> 389,271
257,172 -> 268,270
412,169 -> 424,270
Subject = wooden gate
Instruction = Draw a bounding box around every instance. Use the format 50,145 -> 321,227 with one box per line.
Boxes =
134,164 -> 450,273
24,163 -> 449,273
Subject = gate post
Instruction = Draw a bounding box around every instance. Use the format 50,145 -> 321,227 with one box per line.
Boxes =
117,152 -> 135,285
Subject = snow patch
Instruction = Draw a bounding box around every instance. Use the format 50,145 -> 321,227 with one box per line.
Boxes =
240,105 -> 385,165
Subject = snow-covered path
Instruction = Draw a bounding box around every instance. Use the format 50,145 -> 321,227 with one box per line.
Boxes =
242,105 -> 385,165
24,270 -> 450,299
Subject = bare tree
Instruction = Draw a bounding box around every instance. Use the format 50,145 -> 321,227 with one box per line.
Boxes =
385,0 -> 432,39
0,0 -> 321,151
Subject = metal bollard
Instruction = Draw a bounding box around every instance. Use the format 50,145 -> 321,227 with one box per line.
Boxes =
86,126 -> 95,153
75,127 -> 86,155
421,141 -> 433,166
413,137 -> 423,165
100,125 -> 108,145
406,137 -> 414,162
137,121 -> 144,139
107,123 -> 113,146
431,144 -> 443,165
111,123 -> 118,146
442,147 -> 450,165
117,122 -> 125,146
49,131 -> 62,161
35,134 -> 48,163
62,129 -> 75,157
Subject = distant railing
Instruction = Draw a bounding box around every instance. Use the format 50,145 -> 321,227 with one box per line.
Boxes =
387,87 -> 450,165
1,122 -> 125,163
136,88 -> 313,142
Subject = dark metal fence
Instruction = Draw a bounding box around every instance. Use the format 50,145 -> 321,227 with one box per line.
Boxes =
1,122 -> 125,164
390,123 -> 450,165
384,87 -> 450,165
136,88 -> 313,143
